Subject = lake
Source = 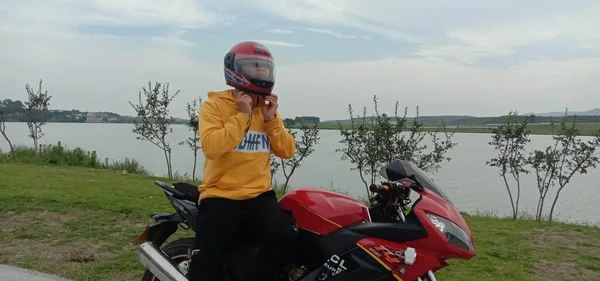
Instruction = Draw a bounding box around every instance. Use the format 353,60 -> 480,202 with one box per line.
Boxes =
1,122 -> 599,225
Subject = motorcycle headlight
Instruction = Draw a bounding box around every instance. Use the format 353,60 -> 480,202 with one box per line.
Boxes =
426,214 -> 474,252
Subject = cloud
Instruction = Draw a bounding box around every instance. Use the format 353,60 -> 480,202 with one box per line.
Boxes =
86,0 -> 225,28
426,8 -> 600,63
152,34 -> 197,49
304,28 -> 356,39
275,56 -> 600,120
149,29 -> 197,49
251,40 -> 305,47
266,28 -> 295,34
242,0 -> 600,62
2,0 -> 228,30
0,0 -> 225,118
248,0 -> 418,42
447,11 -> 600,51
414,44 -> 515,64
266,26 -> 364,40
1,0 -> 599,124
0,31 -> 221,120
2,11 -> 599,122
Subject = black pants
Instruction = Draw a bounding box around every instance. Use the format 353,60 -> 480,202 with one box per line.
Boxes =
188,190 -> 297,281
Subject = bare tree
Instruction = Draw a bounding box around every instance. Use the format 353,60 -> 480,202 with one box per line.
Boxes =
179,96 -> 202,181
528,110 -> 600,222
0,108 -> 16,160
24,78 -> 52,154
279,122 -> 320,192
129,81 -> 180,180
486,111 -> 531,220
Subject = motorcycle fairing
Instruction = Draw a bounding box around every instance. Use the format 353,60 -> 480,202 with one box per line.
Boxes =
317,219 -> 428,256
297,243 -> 401,281
411,189 -> 475,259
356,237 -> 446,281
279,187 -> 371,235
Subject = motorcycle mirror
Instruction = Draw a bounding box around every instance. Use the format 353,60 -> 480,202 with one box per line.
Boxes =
381,159 -> 415,181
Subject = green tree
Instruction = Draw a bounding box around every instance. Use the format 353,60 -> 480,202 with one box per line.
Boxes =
1,99 -> 25,115
337,95 -> 457,196
179,96 -> 202,181
486,111 -> 531,220
294,116 -> 320,124
528,109 -> 600,222
279,122 -> 321,192
24,78 -> 52,155
337,105 -> 370,195
283,118 -> 295,127
129,81 -> 180,180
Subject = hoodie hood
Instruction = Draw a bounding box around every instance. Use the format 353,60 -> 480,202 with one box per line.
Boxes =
207,89 -> 236,106
207,89 -> 262,111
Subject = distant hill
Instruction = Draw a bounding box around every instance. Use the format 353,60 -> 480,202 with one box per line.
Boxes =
3,98 -> 600,126
0,99 -> 188,124
321,111 -> 600,126
524,109 -> 600,117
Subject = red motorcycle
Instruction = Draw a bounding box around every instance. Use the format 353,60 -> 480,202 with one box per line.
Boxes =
135,159 -> 476,281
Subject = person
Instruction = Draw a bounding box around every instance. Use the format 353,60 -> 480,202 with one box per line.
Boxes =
188,41 -> 298,281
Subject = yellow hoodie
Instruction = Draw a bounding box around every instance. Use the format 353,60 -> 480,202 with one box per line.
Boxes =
197,89 -> 296,201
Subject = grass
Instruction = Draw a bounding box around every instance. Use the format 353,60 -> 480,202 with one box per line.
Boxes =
290,122 -> 600,136
0,141 -> 201,182
0,141 -> 150,175
1,162 -> 599,281
0,162 -> 196,281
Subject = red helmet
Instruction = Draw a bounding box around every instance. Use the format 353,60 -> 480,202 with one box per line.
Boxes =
224,41 -> 275,96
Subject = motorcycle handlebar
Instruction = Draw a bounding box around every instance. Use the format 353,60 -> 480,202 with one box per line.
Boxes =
369,183 -> 389,193
370,180 -> 415,195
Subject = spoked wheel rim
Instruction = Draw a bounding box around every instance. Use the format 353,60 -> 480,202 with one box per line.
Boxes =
416,270 -> 438,281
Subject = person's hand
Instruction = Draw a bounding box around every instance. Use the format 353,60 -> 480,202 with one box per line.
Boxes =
233,91 -> 252,116
261,94 -> 278,122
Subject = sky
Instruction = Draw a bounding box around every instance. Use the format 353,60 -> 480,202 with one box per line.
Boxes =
1,0 -> 599,121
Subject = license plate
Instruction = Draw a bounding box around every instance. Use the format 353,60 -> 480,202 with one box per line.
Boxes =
133,225 -> 150,245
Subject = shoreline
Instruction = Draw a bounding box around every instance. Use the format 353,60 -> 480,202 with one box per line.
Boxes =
4,121 -> 600,136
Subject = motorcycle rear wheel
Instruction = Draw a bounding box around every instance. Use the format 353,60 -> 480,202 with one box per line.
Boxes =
141,238 -> 195,281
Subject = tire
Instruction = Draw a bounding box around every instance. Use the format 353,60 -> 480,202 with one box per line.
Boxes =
141,238 -> 195,281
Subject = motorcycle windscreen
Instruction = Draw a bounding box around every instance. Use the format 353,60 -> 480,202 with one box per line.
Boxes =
379,160 -> 454,205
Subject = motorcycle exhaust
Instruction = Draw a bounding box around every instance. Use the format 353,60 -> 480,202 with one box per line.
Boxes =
137,241 -> 188,281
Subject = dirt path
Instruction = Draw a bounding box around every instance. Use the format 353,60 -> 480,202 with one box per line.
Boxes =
0,265 -> 74,281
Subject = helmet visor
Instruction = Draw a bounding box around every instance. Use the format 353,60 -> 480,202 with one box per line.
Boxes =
234,56 -> 275,83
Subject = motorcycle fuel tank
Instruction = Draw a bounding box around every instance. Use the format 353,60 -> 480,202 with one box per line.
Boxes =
279,187 -> 370,235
